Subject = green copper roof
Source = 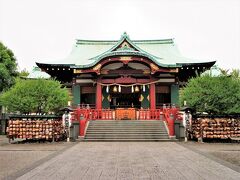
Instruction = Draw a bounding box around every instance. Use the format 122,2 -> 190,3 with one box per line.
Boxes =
71,32 -> 178,68
37,32 -> 214,68
201,65 -> 222,77
27,67 -> 50,79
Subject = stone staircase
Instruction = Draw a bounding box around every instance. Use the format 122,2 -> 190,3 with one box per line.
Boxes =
84,120 -> 171,141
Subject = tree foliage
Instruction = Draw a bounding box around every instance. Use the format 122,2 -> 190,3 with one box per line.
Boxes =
230,69 -> 240,79
0,42 -> 18,92
19,68 -> 29,77
0,78 -> 70,114
180,71 -> 240,114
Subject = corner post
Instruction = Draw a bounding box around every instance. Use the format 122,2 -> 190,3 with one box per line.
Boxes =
150,83 -> 156,110
96,82 -> 102,110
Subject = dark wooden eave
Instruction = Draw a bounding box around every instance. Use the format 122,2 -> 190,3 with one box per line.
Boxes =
36,62 -> 74,83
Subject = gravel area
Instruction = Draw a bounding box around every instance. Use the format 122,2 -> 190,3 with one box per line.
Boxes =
180,141 -> 240,167
0,136 -> 75,179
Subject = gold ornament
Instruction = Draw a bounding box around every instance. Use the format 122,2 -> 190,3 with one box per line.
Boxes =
113,86 -> 118,93
135,86 -> 140,92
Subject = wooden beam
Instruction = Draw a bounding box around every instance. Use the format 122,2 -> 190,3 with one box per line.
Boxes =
100,77 -> 151,84
104,69 -> 148,75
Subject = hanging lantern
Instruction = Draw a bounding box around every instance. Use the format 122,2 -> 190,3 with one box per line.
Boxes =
143,85 -> 145,92
118,85 -> 121,92
108,95 -> 111,102
113,86 -> 118,93
106,85 -> 109,93
135,86 -> 139,92
131,85 -> 134,93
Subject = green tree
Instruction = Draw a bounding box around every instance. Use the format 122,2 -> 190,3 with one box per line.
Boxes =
0,42 -> 18,92
180,74 -> 240,114
219,68 -> 229,76
19,68 -> 29,77
0,78 -> 70,114
230,69 -> 240,80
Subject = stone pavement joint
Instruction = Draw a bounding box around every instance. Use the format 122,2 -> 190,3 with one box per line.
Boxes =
17,142 -> 240,180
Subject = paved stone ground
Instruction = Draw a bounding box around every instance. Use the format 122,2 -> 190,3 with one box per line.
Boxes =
16,142 -> 240,180
181,141 -> 240,168
0,136 -> 75,179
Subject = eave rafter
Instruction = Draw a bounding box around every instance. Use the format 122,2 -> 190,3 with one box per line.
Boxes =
72,56 -> 179,75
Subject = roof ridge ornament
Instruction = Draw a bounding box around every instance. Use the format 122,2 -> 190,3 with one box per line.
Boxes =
121,32 -> 129,39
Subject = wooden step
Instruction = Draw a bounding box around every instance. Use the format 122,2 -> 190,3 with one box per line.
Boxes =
84,120 -> 170,142
83,139 -> 176,142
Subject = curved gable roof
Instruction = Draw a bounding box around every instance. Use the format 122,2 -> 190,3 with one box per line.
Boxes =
37,33 -> 215,68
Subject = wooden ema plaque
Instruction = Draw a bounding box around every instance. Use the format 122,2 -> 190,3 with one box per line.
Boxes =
115,108 -> 136,120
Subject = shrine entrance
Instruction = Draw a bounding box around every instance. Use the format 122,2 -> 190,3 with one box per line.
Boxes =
110,86 -> 141,109
107,86 -> 140,120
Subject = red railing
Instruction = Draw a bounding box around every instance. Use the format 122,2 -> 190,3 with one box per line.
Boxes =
163,107 -> 180,137
74,108 -> 114,136
90,109 -> 114,120
138,109 -> 164,120
73,107 -> 179,137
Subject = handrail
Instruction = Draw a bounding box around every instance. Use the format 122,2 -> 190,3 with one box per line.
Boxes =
73,108 -> 179,120
73,107 -> 179,136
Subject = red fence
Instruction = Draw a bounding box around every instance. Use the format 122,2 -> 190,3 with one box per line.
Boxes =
138,109 -> 164,120
73,107 -> 179,137
74,109 -> 114,120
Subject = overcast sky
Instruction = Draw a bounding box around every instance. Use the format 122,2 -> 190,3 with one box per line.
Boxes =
0,0 -> 239,71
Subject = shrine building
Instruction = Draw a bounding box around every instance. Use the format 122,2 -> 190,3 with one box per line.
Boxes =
36,32 -> 215,112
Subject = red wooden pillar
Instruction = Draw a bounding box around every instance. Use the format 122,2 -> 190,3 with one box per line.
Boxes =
150,83 -> 156,110
168,117 -> 175,136
96,82 -> 102,110
80,118 -> 87,136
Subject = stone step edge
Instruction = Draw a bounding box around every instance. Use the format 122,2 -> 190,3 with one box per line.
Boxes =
82,139 -> 177,142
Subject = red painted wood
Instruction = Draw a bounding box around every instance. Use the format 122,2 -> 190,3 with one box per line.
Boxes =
96,83 -> 102,109
73,107 -> 178,136
115,108 -> 136,120
150,83 -> 156,110
108,69 -> 145,74
103,57 -> 176,73
100,77 -> 151,84
80,118 -> 87,136
74,56 -> 177,75
163,108 -> 176,136
138,109 -> 164,120
105,57 -> 154,67
115,76 -> 136,84
167,117 -> 175,136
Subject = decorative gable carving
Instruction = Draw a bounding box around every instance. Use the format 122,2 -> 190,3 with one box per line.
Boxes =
120,41 -> 131,48
114,40 -> 137,52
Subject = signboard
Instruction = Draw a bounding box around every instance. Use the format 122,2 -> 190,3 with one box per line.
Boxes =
62,113 -> 72,127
